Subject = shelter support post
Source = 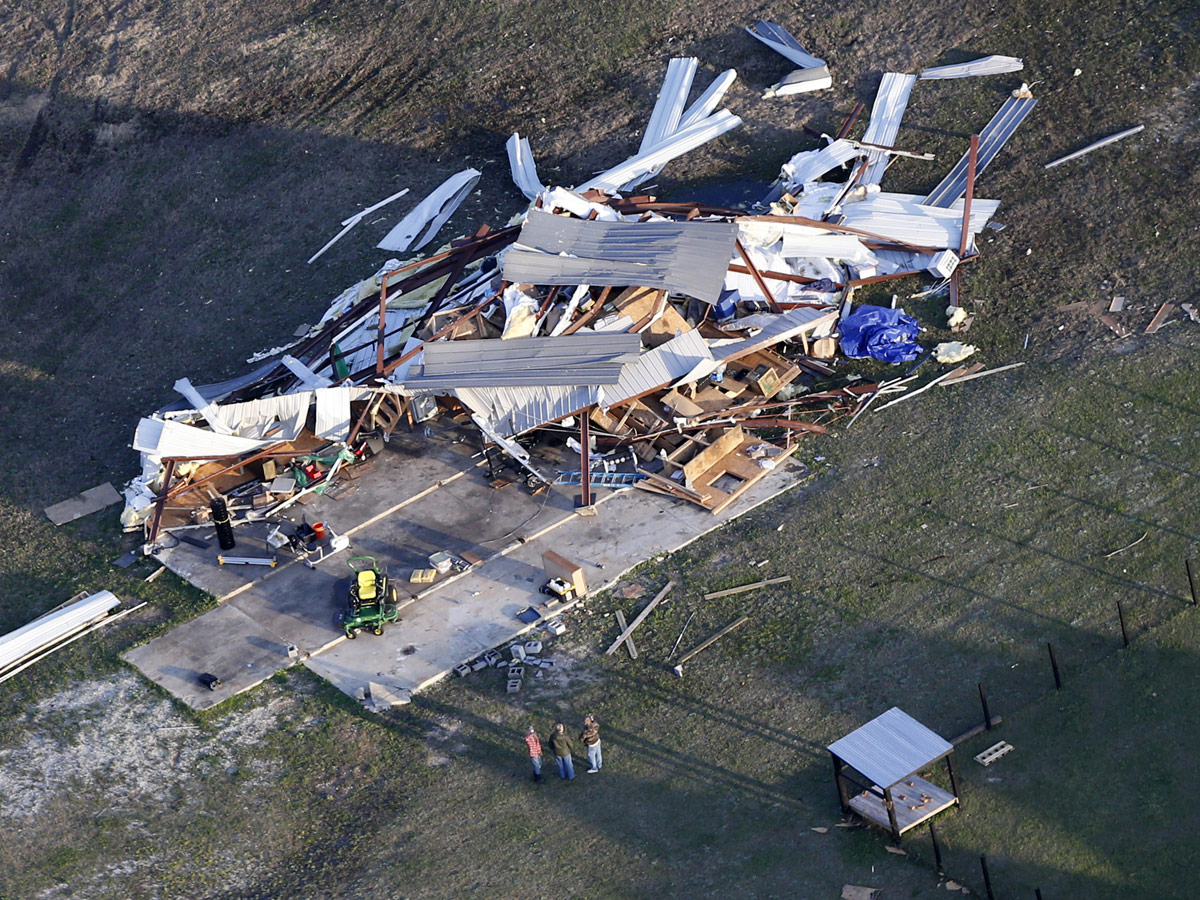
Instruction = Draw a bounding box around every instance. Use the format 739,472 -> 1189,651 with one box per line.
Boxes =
146,458 -> 177,547
945,753 -> 960,801
831,753 -> 851,813
882,785 -> 901,841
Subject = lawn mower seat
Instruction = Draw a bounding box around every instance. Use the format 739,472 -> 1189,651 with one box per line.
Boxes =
357,569 -> 378,600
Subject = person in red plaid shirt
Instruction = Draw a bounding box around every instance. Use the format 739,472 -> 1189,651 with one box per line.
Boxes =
524,725 -> 544,782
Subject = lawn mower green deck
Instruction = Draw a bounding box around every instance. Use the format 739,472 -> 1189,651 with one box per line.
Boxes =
343,556 -> 400,638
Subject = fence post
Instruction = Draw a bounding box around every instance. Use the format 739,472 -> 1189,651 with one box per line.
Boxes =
1187,559 -> 1198,606
980,855 -> 996,900
929,820 -> 944,875
1117,601 -> 1130,648
978,683 -> 992,730
1035,889 -> 1045,899
1047,642 -> 1062,690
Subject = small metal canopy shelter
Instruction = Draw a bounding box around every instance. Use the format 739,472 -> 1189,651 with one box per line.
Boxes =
827,706 -> 960,840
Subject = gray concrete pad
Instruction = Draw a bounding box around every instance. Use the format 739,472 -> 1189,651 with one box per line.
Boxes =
121,604 -> 298,710
304,459 -> 807,702
125,412 -> 808,709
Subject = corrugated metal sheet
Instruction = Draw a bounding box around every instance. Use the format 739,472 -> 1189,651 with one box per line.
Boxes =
838,194 -> 1001,250
456,385 -> 600,437
860,73 -> 918,185
780,230 -> 875,263
173,378 -> 236,435
920,55 -> 1023,80
503,211 -> 738,305
602,329 -> 715,408
745,21 -> 826,69
678,69 -> 737,130
923,95 -> 1038,207
0,591 -> 121,671
215,392 -> 312,442
282,355 -> 333,389
377,168 -> 481,253
827,707 -> 954,788
623,57 -> 698,190
506,133 -> 545,201
402,334 -> 641,389
712,307 -> 839,361
576,109 -> 743,195
314,386 -> 354,441
133,417 -> 278,459
423,334 -> 641,374
779,139 -> 862,189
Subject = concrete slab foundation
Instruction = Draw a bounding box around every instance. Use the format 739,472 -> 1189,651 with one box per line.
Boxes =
124,419 -> 808,709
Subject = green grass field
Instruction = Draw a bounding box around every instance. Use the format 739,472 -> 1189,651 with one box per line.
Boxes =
1,0 -> 1198,896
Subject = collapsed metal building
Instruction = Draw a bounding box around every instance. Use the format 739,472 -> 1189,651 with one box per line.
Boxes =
121,30 -> 1035,550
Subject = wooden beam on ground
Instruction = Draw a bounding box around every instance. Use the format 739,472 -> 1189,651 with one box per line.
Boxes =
562,286 -> 614,336
613,610 -> 638,659
604,580 -> 675,655
677,615 -> 751,666
938,362 -> 1026,387
1144,302 -> 1174,334
703,575 -> 791,601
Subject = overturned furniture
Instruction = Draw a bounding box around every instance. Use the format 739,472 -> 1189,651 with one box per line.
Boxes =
828,706 -> 960,840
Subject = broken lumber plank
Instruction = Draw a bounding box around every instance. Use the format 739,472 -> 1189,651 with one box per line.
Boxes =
634,468 -> 709,502
604,581 -> 674,655
703,575 -> 791,600
613,610 -> 638,659
874,369 -> 962,410
677,615 -> 750,665
1097,314 -> 1132,338
1144,301 -> 1174,334
938,361 -> 1026,386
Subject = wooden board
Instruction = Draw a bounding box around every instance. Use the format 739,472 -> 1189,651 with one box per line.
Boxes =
45,482 -> 122,525
847,776 -> 958,837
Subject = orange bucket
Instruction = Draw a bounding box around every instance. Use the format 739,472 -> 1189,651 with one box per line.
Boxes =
312,522 -> 327,541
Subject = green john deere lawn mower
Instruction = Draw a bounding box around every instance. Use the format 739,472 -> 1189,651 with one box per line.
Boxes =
342,556 -> 400,638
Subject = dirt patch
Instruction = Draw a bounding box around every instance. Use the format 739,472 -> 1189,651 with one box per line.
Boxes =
0,672 -> 287,820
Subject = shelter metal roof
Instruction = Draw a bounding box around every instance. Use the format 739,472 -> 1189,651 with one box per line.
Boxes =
828,707 -> 954,789
502,211 -> 738,305
923,95 -> 1038,208
576,109 -> 743,195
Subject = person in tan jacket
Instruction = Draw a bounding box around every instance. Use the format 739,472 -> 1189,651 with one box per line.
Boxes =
580,715 -> 602,773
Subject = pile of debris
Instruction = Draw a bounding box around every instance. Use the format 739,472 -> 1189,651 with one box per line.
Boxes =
120,27 -> 1040,552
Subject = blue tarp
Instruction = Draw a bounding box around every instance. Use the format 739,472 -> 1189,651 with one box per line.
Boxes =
839,305 -> 922,363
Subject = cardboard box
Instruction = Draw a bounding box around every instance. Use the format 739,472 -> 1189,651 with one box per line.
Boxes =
542,550 -> 587,597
